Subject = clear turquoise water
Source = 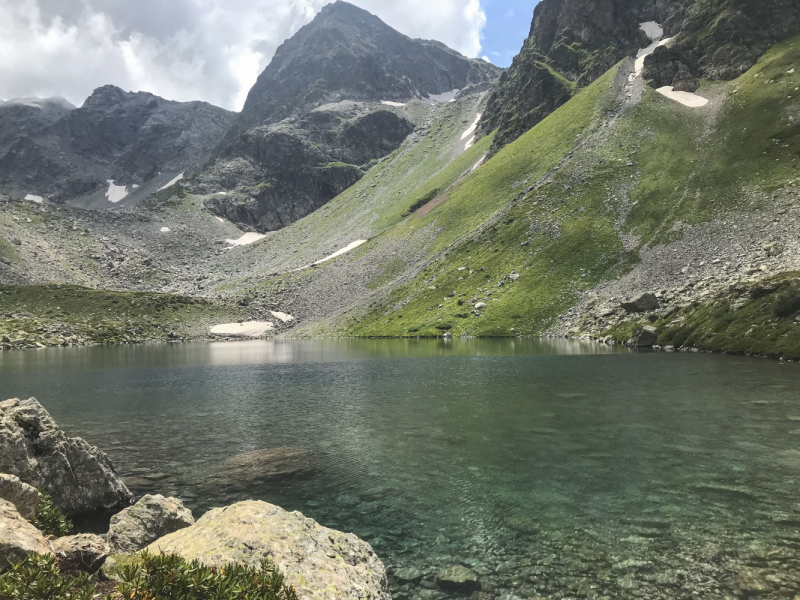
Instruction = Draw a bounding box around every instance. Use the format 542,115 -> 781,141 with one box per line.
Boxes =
2,339 -> 800,600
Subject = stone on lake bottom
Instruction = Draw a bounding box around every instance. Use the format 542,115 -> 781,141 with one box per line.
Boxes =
437,565 -> 480,592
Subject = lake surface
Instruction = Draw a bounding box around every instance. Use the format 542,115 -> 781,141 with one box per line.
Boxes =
2,339 -> 800,600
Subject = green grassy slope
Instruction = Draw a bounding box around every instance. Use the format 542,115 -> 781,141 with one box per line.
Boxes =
338,36 -> 800,339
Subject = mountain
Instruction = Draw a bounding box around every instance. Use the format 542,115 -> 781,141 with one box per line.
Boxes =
0,86 -> 235,205
191,0 -> 502,232
479,0 -> 800,152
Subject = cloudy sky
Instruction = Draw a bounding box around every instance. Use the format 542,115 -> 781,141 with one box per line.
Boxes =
0,0 -> 537,111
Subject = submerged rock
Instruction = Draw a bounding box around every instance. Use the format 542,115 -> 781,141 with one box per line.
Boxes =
147,500 -> 390,600
0,473 -> 40,520
212,447 -> 314,483
0,397 -> 132,516
107,494 -> 194,554
52,533 -> 109,574
436,565 -> 481,592
0,499 -> 53,567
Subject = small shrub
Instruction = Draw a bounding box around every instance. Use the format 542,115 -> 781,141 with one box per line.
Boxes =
772,285 -> 800,318
0,554 -> 95,600
118,551 -> 299,600
31,492 -> 73,538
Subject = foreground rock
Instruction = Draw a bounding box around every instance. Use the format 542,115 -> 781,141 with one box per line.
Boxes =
437,565 -> 481,592
212,448 -> 314,483
0,398 -> 132,515
52,534 -> 109,574
0,499 -> 53,567
108,494 -> 194,554
147,500 -> 390,600
0,473 -> 40,520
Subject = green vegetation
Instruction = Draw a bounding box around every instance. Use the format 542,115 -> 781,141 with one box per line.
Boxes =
0,554 -> 95,600
0,284 -> 247,348
0,552 -> 298,600
31,492 -> 73,538
337,35 -> 800,341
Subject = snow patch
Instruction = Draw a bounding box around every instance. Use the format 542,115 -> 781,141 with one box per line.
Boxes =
105,180 -> 129,203
381,101 -> 406,107
633,22 -> 665,77
226,232 -> 266,246
158,172 -> 184,191
210,321 -> 275,338
314,240 -> 367,265
215,216 -> 225,223
656,86 -> 709,107
464,136 -> 476,150
270,311 -> 295,323
470,154 -> 487,172
429,89 -> 459,103
460,113 -> 482,141
24,194 -> 43,204
160,227 -> 171,233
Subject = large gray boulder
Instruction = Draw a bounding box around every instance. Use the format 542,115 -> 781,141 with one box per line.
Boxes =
621,293 -> 659,314
0,499 -> 53,567
147,500 -> 390,600
52,533 -> 109,574
0,473 -> 40,520
107,494 -> 194,554
0,398 -> 132,516
628,326 -> 659,348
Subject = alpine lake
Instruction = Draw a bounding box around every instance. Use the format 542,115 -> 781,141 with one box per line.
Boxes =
2,338 -> 800,600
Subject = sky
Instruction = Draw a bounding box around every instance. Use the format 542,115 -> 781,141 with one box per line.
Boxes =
0,0 -> 538,112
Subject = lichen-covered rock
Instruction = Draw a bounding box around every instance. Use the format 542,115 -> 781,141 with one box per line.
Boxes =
107,494 -> 194,554
0,499 -> 53,567
0,473 -> 40,520
52,533 -> 109,574
147,500 -> 390,600
0,398 -> 132,516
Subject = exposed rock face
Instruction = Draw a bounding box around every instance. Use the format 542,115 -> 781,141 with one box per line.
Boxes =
211,448 -> 314,483
0,473 -> 40,520
107,494 -> 194,554
52,533 -> 109,574
194,1 -> 501,231
196,103 -> 414,231
147,500 -> 390,600
480,0 -> 800,152
0,86 -> 235,204
628,325 -> 659,347
0,499 -> 53,567
0,398 -> 132,516
643,0 -> 800,89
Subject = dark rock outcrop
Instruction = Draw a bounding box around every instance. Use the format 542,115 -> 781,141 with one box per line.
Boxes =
480,0 -> 800,152
194,1 -> 502,231
0,87 -> 235,204
0,398 -> 132,516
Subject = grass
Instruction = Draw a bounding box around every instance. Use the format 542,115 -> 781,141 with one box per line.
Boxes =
0,284 -> 247,347
339,35 -> 800,340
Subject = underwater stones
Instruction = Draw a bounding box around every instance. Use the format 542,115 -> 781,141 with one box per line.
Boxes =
211,447 -> 314,483
691,483 -> 759,501
736,567 -> 770,594
394,567 -> 425,584
0,398 -> 132,516
0,499 -> 53,567
437,565 -> 480,592
52,533 -> 109,574
147,500 -> 390,600
107,494 -> 194,554
0,473 -> 40,520
621,293 -> 659,314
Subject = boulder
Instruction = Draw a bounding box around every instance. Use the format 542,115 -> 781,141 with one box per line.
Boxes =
212,448 -> 314,483
621,293 -> 659,313
0,473 -> 40,520
436,565 -> 481,592
52,533 -> 109,574
0,499 -> 53,567
107,494 -> 194,554
628,326 -> 659,348
0,398 -> 132,516
147,500 -> 390,600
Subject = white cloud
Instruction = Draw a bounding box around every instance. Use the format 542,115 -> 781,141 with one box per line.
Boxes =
0,0 -> 487,111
